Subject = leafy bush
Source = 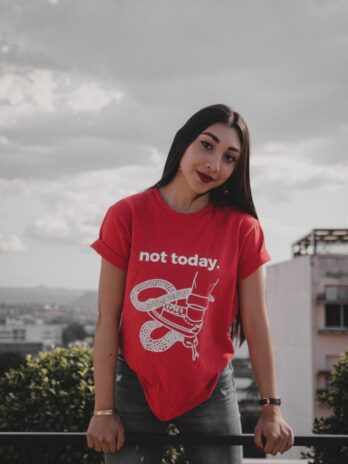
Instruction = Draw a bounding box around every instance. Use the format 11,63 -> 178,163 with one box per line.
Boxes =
302,350 -> 348,464
0,351 -> 26,376
0,344 -> 101,463
0,344 -> 188,463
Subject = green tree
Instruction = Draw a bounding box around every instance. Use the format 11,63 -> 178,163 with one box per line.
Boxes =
62,321 -> 87,346
302,350 -> 348,464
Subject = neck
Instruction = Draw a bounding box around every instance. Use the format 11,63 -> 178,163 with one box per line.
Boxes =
158,179 -> 210,214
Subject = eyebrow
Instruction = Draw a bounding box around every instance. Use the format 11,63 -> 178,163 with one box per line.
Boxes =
201,131 -> 241,155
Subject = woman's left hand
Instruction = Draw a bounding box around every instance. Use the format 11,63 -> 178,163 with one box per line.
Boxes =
254,408 -> 294,456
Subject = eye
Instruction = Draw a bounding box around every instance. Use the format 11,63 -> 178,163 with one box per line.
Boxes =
224,153 -> 237,163
201,140 -> 212,150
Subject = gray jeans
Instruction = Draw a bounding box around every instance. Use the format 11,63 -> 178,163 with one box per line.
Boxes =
105,353 -> 243,464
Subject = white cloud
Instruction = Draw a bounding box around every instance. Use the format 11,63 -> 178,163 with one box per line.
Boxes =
0,234 -> 27,253
251,140 -> 348,203
28,214 -> 70,239
4,160 -> 163,246
1,44 -> 11,54
0,178 -> 64,197
66,82 -> 124,113
0,136 -> 10,145
0,69 -> 56,126
0,67 -> 125,127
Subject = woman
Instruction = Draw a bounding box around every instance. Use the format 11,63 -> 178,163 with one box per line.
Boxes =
86,103 -> 294,463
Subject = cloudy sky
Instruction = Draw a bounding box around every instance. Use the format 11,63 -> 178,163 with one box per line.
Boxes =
0,0 -> 347,291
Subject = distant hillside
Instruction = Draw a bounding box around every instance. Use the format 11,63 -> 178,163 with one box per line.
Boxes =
0,285 -> 96,307
71,291 -> 98,312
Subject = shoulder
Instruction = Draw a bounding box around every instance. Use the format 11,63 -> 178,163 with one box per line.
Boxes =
215,204 -> 260,230
239,212 -> 261,230
108,188 -> 152,216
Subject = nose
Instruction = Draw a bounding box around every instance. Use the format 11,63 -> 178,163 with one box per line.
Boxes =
206,156 -> 221,172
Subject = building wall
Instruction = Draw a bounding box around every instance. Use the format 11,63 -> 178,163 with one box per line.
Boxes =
266,256 -> 313,459
0,323 -> 64,347
311,254 -> 348,419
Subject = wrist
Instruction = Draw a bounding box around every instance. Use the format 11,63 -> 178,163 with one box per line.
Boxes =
261,405 -> 281,417
258,396 -> 281,417
93,407 -> 119,416
94,403 -> 116,411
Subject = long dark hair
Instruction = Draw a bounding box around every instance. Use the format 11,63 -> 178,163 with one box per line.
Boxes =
147,103 -> 260,348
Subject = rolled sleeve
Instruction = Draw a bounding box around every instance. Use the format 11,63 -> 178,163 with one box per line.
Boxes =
90,200 -> 131,271
237,215 -> 272,281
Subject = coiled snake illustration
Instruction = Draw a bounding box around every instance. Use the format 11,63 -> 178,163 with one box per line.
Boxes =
130,271 -> 219,360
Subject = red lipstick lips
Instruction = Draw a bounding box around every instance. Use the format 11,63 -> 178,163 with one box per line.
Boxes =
197,170 -> 213,183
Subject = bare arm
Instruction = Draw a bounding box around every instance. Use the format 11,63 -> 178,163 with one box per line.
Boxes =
87,258 -> 127,454
237,266 -> 294,455
237,266 -> 280,416
93,257 -> 126,410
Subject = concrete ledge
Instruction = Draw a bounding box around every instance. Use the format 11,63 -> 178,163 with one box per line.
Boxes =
243,460 -> 309,464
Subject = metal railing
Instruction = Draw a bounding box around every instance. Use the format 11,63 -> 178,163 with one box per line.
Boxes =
1,431 -> 347,447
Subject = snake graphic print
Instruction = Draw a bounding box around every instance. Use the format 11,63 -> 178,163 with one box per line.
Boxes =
130,271 -> 219,361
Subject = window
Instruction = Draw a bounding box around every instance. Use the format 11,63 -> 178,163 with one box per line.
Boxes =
325,286 -> 348,301
325,304 -> 348,328
344,305 -> 348,326
323,286 -> 348,329
12,328 -> 26,340
0,330 -> 12,339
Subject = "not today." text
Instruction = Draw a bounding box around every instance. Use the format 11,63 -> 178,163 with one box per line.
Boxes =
138,251 -> 219,271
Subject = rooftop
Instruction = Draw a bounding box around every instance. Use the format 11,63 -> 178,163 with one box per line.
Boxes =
292,228 -> 348,256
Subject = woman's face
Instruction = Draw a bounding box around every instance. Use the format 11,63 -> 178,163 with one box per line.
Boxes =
179,122 -> 241,195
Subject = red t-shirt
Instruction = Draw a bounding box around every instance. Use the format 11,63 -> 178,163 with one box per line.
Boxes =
90,187 -> 272,421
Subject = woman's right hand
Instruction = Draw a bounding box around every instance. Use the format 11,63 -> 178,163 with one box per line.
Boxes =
87,414 -> 125,454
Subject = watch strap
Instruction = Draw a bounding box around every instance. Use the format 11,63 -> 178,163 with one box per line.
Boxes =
258,397 -> 281,406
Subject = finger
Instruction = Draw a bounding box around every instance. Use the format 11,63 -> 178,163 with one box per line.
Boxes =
264,434 -> 277,455
108,427 -> 119,454
278,431 -> 289,454
103,437 -> 113,454
286,428 -> 295,450
98,437 -> 107,454
274,433 -> 285,455
103,436 -> 114,454
94,438 -> 102,453
107,435 -> 117,454
273,424 -> 287,455
253,428 -> 264,451
97,436 -> 107,453
104,436 -> 115,454
86,433 -> 95,449
116,426 -> 125,452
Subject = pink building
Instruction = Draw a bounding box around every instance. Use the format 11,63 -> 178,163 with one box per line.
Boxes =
265,228 -> 348,460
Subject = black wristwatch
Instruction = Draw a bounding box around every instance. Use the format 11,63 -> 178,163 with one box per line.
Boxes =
258,397 -> 281,406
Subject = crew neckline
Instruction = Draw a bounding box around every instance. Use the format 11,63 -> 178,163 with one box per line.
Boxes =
151,187 -> 214,219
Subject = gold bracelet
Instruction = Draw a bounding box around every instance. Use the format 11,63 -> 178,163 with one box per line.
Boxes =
93,408 -> 118,416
